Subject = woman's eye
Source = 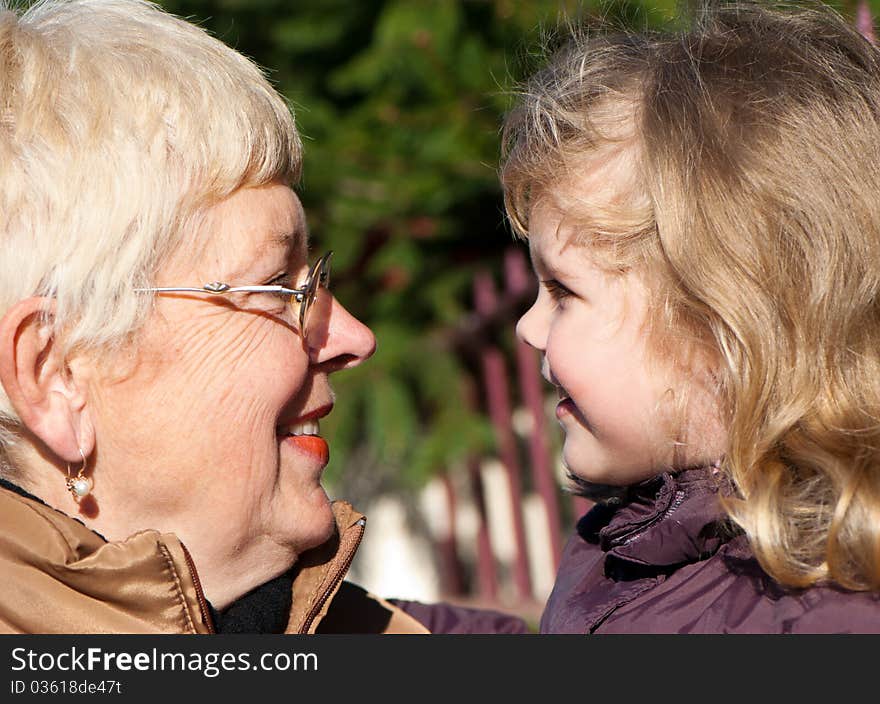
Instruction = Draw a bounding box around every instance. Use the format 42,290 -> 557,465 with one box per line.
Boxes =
267,273 -> 293,288
542,278 -> 572,302
262,273 -> 297,303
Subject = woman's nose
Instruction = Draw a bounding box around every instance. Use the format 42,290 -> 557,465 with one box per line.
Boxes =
308,294 -> 376,370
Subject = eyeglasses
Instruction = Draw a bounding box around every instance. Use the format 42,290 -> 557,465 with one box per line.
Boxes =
136,250 -> 332,335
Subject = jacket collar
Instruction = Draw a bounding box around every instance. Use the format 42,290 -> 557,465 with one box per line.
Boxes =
578,466 -> 732,568
0,483 -> 366,633
287,501 -> 366,633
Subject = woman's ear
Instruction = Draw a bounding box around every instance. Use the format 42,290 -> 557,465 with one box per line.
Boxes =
0,298 -> 94,463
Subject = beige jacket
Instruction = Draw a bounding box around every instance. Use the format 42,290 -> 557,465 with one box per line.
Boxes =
0,485 -> 429,634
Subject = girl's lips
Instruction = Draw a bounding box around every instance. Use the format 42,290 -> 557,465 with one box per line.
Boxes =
281,434 -> 330,465
556,397 -> 594,433
556,397 -> 577,420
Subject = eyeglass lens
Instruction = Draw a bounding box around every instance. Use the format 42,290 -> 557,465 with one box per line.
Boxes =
297,252 -> 332,333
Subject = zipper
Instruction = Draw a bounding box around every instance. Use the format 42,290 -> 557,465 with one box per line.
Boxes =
619,489 -> 687,546
661,489 -> 687,521
299,517 -> 366,634
180,542 -> 216,634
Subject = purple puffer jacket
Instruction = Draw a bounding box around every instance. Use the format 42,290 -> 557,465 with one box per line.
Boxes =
542,466 -> 880,633
393,599 -> 530,634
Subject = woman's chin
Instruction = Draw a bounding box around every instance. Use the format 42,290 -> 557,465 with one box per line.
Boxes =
291,488 -> 337,554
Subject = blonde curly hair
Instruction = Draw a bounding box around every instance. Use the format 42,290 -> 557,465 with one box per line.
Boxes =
502,1 -> 880,591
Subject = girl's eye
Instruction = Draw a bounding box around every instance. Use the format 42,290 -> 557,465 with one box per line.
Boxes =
542,278 -> 572,302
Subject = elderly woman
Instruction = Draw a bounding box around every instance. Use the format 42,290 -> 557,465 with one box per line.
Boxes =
0,0 -> 526,634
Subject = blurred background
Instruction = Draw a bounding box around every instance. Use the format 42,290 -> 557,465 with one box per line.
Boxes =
157,0 -> 878,627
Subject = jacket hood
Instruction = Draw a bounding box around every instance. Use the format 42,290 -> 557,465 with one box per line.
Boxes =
582,466 -> 734,569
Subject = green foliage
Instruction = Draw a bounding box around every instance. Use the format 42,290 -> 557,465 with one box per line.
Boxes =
153,0 -> 558,496
155,0 -> 877,497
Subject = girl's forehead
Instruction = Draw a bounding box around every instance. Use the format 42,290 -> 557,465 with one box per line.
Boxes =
553,144 -> 639,210
528,206 -> 574,253
527,140 -> 646,265
527,209 -> 597,276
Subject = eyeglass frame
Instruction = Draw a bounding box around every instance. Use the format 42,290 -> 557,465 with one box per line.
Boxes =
135,250 -> 333,335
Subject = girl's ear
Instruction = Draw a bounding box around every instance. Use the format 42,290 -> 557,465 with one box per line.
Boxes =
0,298 -> 94,463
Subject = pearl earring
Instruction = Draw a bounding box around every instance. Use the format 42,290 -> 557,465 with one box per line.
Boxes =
66,447 -> 93,500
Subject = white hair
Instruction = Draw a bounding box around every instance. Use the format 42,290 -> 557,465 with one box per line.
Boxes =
0,0 -> 301,450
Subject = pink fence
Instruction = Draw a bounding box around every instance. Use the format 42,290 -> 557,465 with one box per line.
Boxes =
437,246 -> 591,613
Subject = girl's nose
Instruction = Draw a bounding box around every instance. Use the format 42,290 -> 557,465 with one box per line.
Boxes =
516,300 -> 547,352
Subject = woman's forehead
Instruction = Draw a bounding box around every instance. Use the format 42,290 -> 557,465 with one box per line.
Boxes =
215,184 -> 306,251
163,184 -> 308,282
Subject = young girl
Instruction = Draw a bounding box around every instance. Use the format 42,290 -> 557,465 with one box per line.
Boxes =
502,1 -> 880,633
